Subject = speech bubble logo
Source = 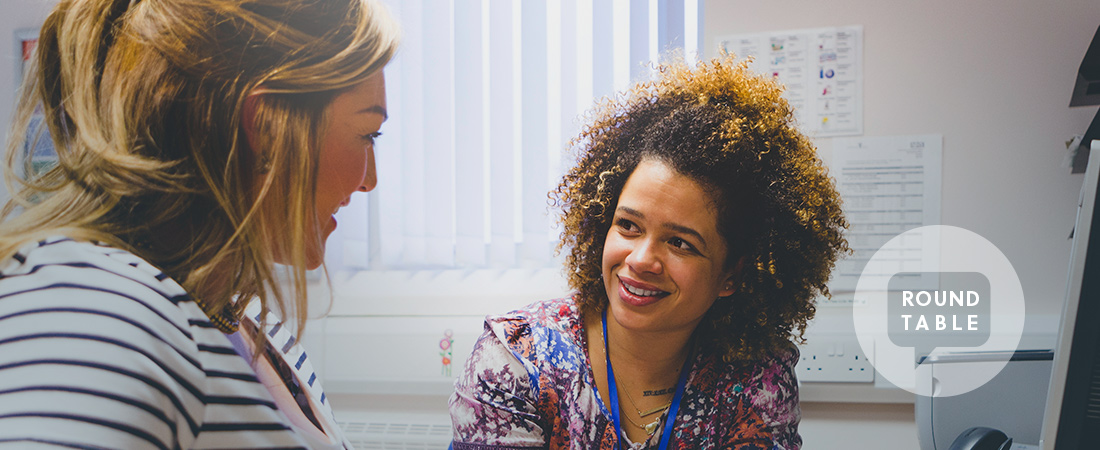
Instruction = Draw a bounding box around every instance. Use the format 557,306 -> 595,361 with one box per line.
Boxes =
852,226 -> 1025,397
887,272 -> 991,355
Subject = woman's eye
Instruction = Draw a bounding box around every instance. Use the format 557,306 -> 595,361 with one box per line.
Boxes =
669,237 -> 696,252
616,218 -> 639,233
361,131 -> 383,144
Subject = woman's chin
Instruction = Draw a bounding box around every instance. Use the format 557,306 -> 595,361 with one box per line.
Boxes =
607,300 -> 660,331
304,246 -> 325,270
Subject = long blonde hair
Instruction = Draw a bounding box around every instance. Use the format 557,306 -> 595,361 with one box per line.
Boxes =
2,0 -> 398,335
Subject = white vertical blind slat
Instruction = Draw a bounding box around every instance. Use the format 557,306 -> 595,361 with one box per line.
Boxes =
685,0 -> 700,61
375,0 -> 407,266
648,0 -> 659,66
611,0 -> 631,93
481,0 -> 492,246
422,2 -> 456,267
453,0 -> 487,266
372,60 -> 402,266
547,0 -> 563,246
591,1 -> 614,102
399,0 -> 427,266
487,0 -> 518,267
519,0 -> 549,264
552,0 -> 576,245
663,0 -> 685,56
575,0 -> 593,135
629,0 -> 649,83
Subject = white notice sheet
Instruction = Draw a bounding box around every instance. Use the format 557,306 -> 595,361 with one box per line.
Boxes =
827,134 -> 943,302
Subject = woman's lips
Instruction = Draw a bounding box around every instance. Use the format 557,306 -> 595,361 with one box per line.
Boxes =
617,275 -> 669,307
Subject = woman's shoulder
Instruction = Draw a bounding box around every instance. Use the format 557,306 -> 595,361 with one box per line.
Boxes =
481,296 -> 589,372
0,238 -> 296,447
0,236 -> 213,349
706,341 -> 799,374
750,341 -> 800,373
2,236 -> 186,295
682,342 -> 801,449
741,342 -> 799,398
485,297 -> 584,344
705,342 -> 799,393
689,341 -> 800,417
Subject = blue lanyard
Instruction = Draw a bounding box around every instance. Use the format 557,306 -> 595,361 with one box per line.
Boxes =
603,310 -> 692,450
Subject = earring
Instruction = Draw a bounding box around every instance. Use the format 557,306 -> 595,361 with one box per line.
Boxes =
257,153 -> 272,174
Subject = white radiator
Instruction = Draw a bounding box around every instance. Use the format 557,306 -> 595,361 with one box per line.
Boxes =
336,411 -> 452,449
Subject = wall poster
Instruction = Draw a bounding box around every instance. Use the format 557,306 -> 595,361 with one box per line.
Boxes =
716,26 -> 863,137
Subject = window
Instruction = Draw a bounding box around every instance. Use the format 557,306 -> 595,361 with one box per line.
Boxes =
327,0 -> 703,271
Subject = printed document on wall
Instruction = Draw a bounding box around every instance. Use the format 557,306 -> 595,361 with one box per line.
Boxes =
827,134 -> 943,304
715,26 -> 862,137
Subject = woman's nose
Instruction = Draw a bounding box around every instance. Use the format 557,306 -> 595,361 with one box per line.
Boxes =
625,238 -> 663,275
360,146 -> 378,192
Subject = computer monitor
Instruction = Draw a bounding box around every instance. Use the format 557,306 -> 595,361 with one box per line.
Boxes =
1040,139 -> 1100,449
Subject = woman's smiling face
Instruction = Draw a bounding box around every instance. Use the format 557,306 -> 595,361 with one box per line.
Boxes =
307,72 -> 387,268
601,158 -> 740,334
250,71 -> 387,270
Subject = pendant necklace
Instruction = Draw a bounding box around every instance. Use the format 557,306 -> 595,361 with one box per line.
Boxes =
607,326 -> 673,434
603,309 -> 692,450
620,390 -> 671,434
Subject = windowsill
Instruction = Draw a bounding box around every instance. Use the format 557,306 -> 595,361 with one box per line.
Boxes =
306,267 -> 572,318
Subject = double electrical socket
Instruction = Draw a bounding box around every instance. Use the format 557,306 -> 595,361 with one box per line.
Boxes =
796,337 -> 875,383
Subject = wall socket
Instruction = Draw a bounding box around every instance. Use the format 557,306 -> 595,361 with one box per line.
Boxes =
796,337 -> 874,383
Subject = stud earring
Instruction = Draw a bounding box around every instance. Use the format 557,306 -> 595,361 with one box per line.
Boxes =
257,153 -> 272,174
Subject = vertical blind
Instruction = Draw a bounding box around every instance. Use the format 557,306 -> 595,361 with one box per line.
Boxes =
328,0 -> 702,271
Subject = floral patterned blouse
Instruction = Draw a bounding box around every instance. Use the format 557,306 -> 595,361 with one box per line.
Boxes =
449,297 -> 802,450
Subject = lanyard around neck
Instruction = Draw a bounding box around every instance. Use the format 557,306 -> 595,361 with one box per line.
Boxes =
602,309 -> 692,450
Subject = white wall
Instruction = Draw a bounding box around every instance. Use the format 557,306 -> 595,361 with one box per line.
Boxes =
0,0 -> 54,206
0,0 -> 53,136
703,1 -> 1099,448
704,0 -> 1100,319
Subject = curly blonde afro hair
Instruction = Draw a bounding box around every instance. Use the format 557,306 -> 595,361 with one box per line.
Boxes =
554,54 -> 850,362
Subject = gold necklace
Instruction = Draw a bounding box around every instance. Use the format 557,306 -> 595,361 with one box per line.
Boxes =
599,315 -> 679,434
621,407 -> 665,436
622,387 -> 672,418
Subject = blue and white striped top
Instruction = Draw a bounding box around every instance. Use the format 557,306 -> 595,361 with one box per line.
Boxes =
0,237 -> 348,449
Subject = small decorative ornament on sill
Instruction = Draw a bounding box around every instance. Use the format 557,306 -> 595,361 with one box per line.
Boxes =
440,329 -> 454,376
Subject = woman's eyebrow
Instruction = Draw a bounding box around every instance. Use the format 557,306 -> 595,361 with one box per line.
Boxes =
618,206 -> 644,218
356,105 -> 388,120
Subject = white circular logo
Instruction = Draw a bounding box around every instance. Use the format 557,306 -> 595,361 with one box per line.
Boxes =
852,225 -> 1026,397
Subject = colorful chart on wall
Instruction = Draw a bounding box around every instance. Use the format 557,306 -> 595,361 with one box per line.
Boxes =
716,25 -> 863,137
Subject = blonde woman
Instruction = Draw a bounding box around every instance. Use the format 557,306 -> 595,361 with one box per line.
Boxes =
0,0 -> 397,448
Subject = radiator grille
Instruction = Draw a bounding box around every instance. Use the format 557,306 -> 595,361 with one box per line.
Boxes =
337,414 -> 453,449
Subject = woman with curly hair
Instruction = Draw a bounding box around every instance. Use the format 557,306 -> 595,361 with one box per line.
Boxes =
449,55 -> 849,450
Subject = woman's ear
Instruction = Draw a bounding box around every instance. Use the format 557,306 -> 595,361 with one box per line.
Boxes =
243,91 -> 261,152
241,90 -> 264,156
719,256 -> 746,297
